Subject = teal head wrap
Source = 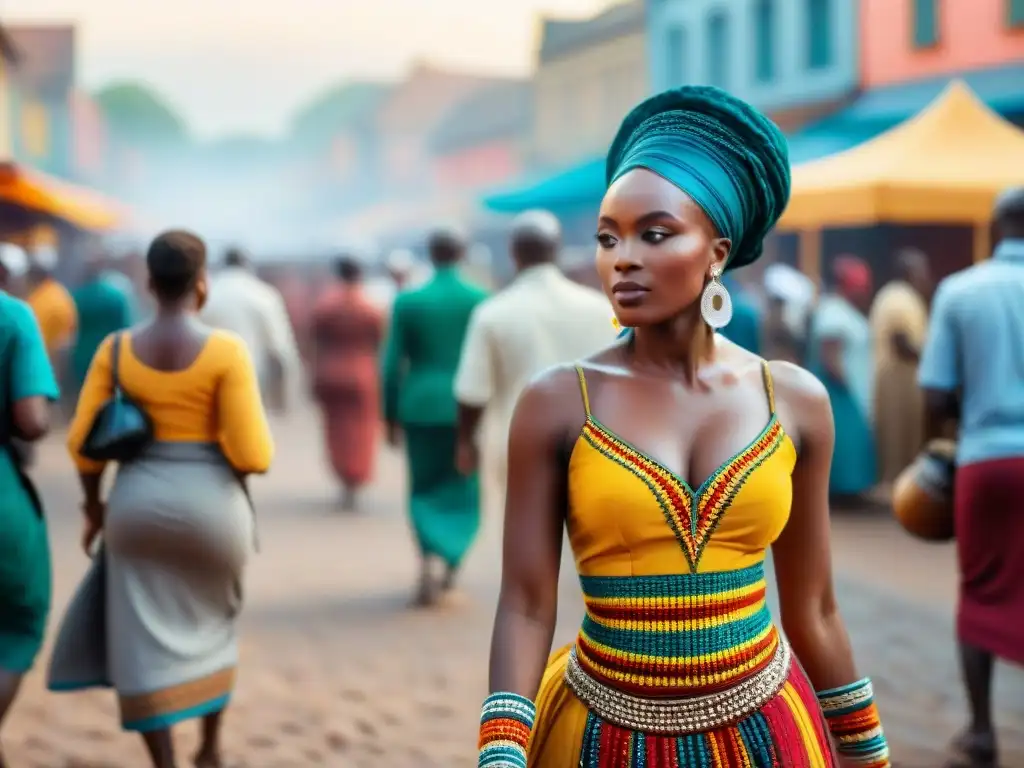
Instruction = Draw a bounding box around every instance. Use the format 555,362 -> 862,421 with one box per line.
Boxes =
606,86 -> 791,271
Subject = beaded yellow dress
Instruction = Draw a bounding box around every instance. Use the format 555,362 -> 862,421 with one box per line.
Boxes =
528,362 -> 837,767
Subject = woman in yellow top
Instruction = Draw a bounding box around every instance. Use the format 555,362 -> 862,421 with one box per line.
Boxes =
49,230 -> 274,768
476,89 -> 891,767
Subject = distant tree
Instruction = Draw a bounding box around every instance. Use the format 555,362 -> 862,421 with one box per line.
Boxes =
289,81 -> 391,151
94,81 -> 190,152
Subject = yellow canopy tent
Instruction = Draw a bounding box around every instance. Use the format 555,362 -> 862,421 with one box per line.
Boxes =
779,81 -> 1024,276
0,161 -> 128,233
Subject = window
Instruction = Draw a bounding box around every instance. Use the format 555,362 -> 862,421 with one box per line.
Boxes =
806,0 -> 832,69
754,0 -> 776,82
666,26 -> 687,85
913,0 -> 939,47
706,11 -> 729,88
1009,0 -> 1024,28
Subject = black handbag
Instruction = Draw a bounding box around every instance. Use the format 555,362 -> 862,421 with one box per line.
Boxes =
80,333 -> 153,463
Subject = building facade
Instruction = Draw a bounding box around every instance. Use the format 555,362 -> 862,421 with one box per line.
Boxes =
374,64 -> 501,196
532,1 -> 648,168
6,25 -> 76,179
860,0 -> 1024,88
647,0 -> 858,123
428,79 -> 532,191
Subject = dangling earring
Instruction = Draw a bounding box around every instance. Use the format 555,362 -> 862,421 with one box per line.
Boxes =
700,263 -> 733,329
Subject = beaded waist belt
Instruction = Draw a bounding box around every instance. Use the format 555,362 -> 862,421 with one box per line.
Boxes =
564,639 -> 791,734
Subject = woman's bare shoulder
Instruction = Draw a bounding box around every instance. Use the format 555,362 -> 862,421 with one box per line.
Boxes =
765,360 -> 832,444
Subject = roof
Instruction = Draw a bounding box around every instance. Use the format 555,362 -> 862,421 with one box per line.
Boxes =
375,63 -> 501,134
539,1 -> 645,64
428,80 -> 532,155
780,81 -> 1024,230
290,81 -> 392,147
5,24 -> 75,93
483,156 -> 605,214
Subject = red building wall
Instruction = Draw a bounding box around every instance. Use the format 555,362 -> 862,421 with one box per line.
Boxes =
432,140 -> 520,191
861,0 -> 1024,88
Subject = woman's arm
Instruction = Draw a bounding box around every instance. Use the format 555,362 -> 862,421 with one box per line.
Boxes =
771,362 -> 855,686
217,339 -> 274,474
9,301 -> 60,441
65,335 -> 114,476
479,368 -> 573,767
771,361 -> 890,766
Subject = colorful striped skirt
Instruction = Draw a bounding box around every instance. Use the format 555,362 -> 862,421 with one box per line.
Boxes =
529,564 -> 838,766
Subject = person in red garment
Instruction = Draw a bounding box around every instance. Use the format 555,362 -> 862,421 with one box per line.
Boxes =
310,256 -> 385,510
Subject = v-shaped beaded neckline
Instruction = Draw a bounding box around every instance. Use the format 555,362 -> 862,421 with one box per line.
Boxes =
583,412 -> 783,501
572,362 -> 790,571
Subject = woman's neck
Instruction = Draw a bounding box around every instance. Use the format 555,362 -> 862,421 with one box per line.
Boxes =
155,302 -> 195,319
629,308 -> 716,383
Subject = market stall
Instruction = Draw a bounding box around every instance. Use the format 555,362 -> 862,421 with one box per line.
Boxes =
780,81 -> 1024,282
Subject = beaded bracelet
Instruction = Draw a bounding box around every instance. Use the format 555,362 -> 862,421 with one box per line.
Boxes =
478,692 -> 536,768
817,677 -> 891,767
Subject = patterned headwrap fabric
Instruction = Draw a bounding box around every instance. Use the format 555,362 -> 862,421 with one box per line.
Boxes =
606,86 -> 791,271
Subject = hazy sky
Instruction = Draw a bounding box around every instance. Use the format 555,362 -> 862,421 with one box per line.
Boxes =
4,0 -> 611,139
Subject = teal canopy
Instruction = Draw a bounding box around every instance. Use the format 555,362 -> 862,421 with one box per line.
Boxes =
787,62 -> 1024,164
482,157 -> 604,214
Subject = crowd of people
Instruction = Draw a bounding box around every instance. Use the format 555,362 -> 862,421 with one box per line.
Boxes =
0,84 -> 1022,768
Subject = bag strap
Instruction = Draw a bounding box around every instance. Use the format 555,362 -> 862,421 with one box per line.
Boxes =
110,332 -> 124,396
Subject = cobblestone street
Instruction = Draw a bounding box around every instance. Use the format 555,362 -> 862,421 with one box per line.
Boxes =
4,406 -> 1023,767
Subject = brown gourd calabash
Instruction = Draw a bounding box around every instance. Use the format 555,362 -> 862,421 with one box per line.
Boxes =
892,439 -> 956,543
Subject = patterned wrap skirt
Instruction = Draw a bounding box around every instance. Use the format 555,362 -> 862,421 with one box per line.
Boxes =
47,441 -> 253,732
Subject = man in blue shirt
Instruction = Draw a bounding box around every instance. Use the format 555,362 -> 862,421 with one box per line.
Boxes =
918,187 -> 1024,768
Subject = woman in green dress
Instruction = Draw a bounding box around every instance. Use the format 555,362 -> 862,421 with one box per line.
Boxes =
0,287 -> 60,762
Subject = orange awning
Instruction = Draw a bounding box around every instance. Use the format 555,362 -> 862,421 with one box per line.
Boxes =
0,161 -> 128,232
779,81 -> 1024,230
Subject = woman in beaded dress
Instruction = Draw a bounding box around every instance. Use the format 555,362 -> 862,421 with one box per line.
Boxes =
476,88 -> 891,767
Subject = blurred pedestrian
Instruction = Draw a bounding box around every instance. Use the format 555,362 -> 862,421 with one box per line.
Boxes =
382,227 -> 488,606
310,256 -> 385,511
454,210 -> 613,514
70,249 -> 133,397
24,260 -> 76,402
49,230 -> 273,768
869,248 -> 932,485
0,256 -> 60,766
762,262 -> 816,363
201,247 -> 302,413
919,188 -> 1024,768
719,273 -> 761,354
808,255 -> 877,502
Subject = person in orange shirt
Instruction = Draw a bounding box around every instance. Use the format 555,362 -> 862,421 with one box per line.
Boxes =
25,263 -> 77,414
25,264 -> 77,355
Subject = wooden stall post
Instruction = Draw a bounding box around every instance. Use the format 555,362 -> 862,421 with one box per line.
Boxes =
972,224 -> 991,263
798,228 -> 822,288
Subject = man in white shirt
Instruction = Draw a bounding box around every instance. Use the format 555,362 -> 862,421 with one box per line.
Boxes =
453,210 -> 615,510
201,248 -> 302,412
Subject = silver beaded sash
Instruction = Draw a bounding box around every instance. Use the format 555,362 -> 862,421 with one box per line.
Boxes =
564,640 -> 792,734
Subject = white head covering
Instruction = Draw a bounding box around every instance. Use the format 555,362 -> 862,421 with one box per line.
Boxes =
510,209 -> 562,242
0,244 -> 29,277
386,248 -> 415,275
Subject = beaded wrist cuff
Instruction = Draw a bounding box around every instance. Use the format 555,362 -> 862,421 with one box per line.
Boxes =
817,678 -> 891,767
478,692 -> 536,768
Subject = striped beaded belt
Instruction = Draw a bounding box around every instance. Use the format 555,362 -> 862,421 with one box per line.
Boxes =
564,639 -> 792,734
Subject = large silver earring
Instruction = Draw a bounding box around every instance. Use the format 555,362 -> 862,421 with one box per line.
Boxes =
700,264 -> 732,329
